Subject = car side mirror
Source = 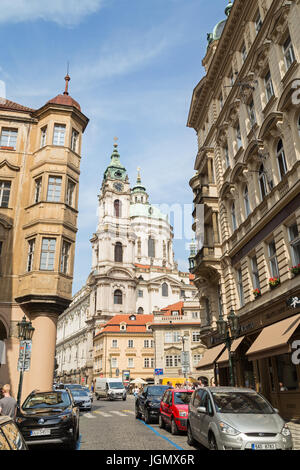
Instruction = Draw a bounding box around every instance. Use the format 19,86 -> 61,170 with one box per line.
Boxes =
197,406 -> 207,414
274,408 -> 279,414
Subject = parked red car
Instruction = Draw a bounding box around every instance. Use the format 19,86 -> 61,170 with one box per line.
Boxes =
159,388 -> 193,434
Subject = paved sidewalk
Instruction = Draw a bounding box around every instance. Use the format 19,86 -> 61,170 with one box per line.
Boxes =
287,420 -> 300,450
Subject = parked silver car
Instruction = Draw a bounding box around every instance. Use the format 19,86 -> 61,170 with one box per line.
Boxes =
187,387 -> 293,450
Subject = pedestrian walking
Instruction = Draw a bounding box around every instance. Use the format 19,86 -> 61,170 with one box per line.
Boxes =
0,384 -> 17,419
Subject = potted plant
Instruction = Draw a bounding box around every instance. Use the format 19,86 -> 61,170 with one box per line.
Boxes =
253,288 -> 261,299
290,264 -> 300,276
269,277 -> 280,289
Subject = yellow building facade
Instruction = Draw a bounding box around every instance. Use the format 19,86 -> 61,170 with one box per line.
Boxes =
0,77 -> 88,400
188,0 -> 300,420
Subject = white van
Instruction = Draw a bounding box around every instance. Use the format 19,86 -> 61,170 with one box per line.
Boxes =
95,378 -> 127,401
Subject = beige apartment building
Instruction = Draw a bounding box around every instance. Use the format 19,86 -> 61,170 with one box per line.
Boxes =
188,0 -> 300,420
93,314 -> 155,383
0,76 -> 89,400
150,301 -> 214,385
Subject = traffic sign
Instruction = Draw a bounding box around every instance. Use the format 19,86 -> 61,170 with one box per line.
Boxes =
17,340 -> 32,372
155,368 -> 163,375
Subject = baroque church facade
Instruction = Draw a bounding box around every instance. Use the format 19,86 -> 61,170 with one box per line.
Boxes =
55,141 -> 197,385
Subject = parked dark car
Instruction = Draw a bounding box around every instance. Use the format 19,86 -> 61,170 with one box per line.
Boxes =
16,389 -> 80,449
0,416 -> 28,450
135,385 -> 169,423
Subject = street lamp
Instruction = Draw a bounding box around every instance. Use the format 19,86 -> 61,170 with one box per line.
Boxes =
216,309 -> 239,387
179,335 -> 189,380
17,315 -> 35,406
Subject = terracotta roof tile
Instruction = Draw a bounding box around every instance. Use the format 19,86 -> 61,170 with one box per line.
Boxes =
47,94 -> 81,111
0,99 -> 34,113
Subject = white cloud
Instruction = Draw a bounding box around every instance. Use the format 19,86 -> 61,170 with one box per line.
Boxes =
0,0 -> 105,26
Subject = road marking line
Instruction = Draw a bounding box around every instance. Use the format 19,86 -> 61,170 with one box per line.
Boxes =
122,410 -> 134,414
110,410 -> 127,416
139,420 -> 184,451
82,412 -> 96,418
93,411 -> 112,417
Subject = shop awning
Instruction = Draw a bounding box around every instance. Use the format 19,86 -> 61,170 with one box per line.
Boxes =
216,336 -> 245,367
196,343 -> 225,370
246,314 -> 300,361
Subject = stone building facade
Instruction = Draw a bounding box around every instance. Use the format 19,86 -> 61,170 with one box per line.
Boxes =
0,76 -> 89,399
188,0 -> 300,420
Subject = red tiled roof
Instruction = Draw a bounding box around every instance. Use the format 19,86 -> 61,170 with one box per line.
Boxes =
47,94 -> 81,111
160,301 -> 184,316
95,314 -> 154,337
0,99 -> 34,113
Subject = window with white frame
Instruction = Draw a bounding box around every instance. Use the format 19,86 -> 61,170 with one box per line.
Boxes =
192,331 -> 200,342
144,358 -> 150,368
0,128 -> 18,149
276,140 -> 287,180
71,129 -> 79,152
283,35 -> 295,71
27,238 -> 35,272
151,340 -> 154,348
66,179 -> 76,206
128,358 -> 134,368
60,240 -> 71,274
288,224 -> 300,266
151,357 -> 154,368
268,240 -> 279,278
193,354 -> 203,366
112,340 -> 118,348
224,145 -> 230,168
237,268 -> 244,307
128,339 -> 134,349
144,340 -> 149,348
164,331 -> 180,343
251,255 -> 260,290
40,126 -> 47,148
40,238 -> 56,271
47,176 -> 62,202
53,124 -> 66,146
264,70 -> 274,102
111,357 -> 118,368
0,180 -> 11,208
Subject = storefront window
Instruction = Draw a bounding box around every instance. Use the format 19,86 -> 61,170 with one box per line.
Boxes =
275,354 -> 299,391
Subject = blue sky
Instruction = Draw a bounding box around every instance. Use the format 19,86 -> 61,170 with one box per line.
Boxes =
1,0 -> 229,294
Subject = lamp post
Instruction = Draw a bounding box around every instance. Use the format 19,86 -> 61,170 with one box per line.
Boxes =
17,315 -> 35,406
179,335 -> 189,380
216,309 -> 239,387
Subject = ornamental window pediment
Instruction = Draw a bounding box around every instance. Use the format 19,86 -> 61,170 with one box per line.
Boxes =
258,112 -> 284,140
266,4 -> 291,44
225,100 -> 241,126
250,40 -> 272,76
216,122 -> 229,146
219,182 -> 236,202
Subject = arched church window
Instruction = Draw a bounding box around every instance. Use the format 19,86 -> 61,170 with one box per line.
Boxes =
114,289 -> 123,305
276,139 -> 287,180
114,199 -> 121,218
162,282 -> 168,297
114,242 -> 123,262
137,307 -> 144,314
148,236 -> 155,258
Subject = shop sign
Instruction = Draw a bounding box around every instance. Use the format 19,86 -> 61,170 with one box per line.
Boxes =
287,296 -> 300,309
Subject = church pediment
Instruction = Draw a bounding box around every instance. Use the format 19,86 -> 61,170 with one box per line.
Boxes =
164,346 -> 182,354
147,274 -> 185,287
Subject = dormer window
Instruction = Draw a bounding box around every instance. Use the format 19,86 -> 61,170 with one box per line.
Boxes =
129,315 -> 136,321
120,323 -> 127,331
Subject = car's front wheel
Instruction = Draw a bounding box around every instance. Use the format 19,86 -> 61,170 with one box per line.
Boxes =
144,409 -> 151,424
135,405 -> 141,419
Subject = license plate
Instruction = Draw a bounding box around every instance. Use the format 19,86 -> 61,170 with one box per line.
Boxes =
252,443 -> 276,450
30,428 -> 51,436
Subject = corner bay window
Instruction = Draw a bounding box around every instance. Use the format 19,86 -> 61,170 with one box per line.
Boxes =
66,179 -> 76,206
53,124 -> 66,146
165,355 -> 181,367
71,129 -> 79,152
27,238 -> 35,272
60,240 -> 71,274
34,177 -> 42,204
47,176 -> 62,202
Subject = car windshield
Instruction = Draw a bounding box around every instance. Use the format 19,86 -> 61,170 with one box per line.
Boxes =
148,386 -> 168,397
211,392 -> 274,414
71,390 -> 88,397
174,392 -> 193,405
66,384 -> 82,389
109,383 -> 124,389
23,392 -> 71,409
